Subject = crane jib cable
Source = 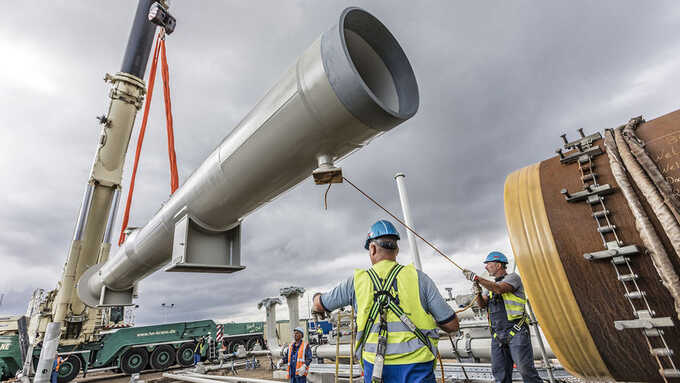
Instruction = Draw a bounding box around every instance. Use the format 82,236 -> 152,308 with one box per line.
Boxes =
341,176 -> 465,272
118,30 -> 179,246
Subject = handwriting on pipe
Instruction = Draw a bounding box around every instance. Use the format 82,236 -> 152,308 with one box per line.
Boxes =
649,132 -> 680,191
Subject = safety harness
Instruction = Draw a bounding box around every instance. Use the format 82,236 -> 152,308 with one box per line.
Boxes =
488,291 -> 528,341
355,264 -> 438,363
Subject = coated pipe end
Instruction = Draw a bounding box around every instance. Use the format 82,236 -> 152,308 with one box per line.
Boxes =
322,7 -> 419,131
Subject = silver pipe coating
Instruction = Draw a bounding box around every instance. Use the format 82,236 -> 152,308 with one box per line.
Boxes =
78,7 -> 418,307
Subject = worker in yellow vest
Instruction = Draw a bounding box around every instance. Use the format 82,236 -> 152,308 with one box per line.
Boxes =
193,337 -> 205,365
313,220 -> 459,383
463,251 -> 541,383
281,327 -> 312,382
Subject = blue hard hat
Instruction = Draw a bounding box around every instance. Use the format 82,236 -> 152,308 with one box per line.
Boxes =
484,251 -> 508,264
364,220 -> 401,249
294,327 -> 304,335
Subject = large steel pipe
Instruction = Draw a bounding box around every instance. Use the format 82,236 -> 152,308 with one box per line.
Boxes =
504,110 -> 680,382
311,332 -> 555,361
78,7 -> 418,307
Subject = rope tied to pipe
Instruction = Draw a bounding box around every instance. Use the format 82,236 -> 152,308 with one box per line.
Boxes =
323,176 -> 478,315
341,176 -> 465,271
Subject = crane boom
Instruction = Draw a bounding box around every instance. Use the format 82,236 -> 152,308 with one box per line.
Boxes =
50,0 -> 158,343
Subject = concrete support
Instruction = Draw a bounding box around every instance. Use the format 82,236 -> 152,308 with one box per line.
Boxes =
257,297 -> 282,355
280,287 -> 305,341
394,173 -> 422,271
33,322 -> 61,383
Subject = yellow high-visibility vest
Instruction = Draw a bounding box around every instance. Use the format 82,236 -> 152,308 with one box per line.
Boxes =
354,260 -> 439,365
489,290 -> 526,321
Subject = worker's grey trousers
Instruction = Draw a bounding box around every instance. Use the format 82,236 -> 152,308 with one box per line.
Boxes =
490,326 -> 542,383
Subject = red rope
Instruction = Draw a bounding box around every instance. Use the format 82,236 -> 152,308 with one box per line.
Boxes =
118,32 -> 179,246
160,37 -> 179,192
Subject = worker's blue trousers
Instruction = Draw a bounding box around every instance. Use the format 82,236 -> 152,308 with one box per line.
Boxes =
362,360 -> 436,383
288,376 -> 306,383
491,326 -> 542,383
51,371 -> 58,383
193,353 -> 200,365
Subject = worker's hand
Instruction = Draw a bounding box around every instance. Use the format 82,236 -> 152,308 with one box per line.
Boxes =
312,293 -> 328,319
463,269 -> 478,282
295,365 -> 308,376
472,282 -> 482,295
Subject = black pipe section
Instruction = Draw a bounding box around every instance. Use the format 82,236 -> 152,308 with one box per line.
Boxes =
120,0 -> 157,79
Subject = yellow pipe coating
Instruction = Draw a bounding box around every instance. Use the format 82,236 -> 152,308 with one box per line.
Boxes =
504,163 -> 611,379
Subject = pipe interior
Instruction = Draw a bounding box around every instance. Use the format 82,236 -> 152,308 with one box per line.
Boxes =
341,9 -> 418,117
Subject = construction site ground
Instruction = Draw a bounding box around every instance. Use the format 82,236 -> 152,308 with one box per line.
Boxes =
73,357 -> 286,383
59,357 -> 582,383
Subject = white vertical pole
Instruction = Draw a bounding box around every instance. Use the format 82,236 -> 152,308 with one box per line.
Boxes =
33,322 -> 61,383
394,173 -> 423,271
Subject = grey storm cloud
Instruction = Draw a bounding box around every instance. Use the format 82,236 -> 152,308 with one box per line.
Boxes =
1,1 -> 680,325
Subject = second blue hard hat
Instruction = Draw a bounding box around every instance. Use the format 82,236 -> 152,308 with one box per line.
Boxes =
484,251 -> 508,264
364,220 -> 401,249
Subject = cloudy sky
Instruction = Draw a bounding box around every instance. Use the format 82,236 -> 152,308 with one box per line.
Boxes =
1,1 -> 679,326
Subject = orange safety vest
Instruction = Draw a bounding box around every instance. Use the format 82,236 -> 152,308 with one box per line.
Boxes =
286,341 -> 308,378
55,356 -> 63,371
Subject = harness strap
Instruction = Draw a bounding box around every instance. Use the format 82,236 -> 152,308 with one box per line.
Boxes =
491,314 -> 528,339
384,296 -> 438,357
358,265 -> 438,359
355,264 -> 403,357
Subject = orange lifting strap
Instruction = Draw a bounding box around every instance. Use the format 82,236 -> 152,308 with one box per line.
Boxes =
119,31 -> 179,246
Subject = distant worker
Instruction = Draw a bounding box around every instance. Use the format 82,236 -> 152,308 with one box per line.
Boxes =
193,337 -> 205,365
463,251 -> 542,383
312,220 -> 459,383
281,327 -> 312,383
316,326 -> 324,345
51,355 -> 63,383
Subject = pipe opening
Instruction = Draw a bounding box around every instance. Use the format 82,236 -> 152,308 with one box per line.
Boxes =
340,8 -> 418,119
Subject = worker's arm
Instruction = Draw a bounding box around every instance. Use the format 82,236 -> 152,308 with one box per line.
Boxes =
463,269 -> 516,296
438,316 -> 459,333
418,270 -> 460,333
304,344 -> 313,366
311,294 -> 325,314
313,276 -> 354,314
475,277 -> 515,295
